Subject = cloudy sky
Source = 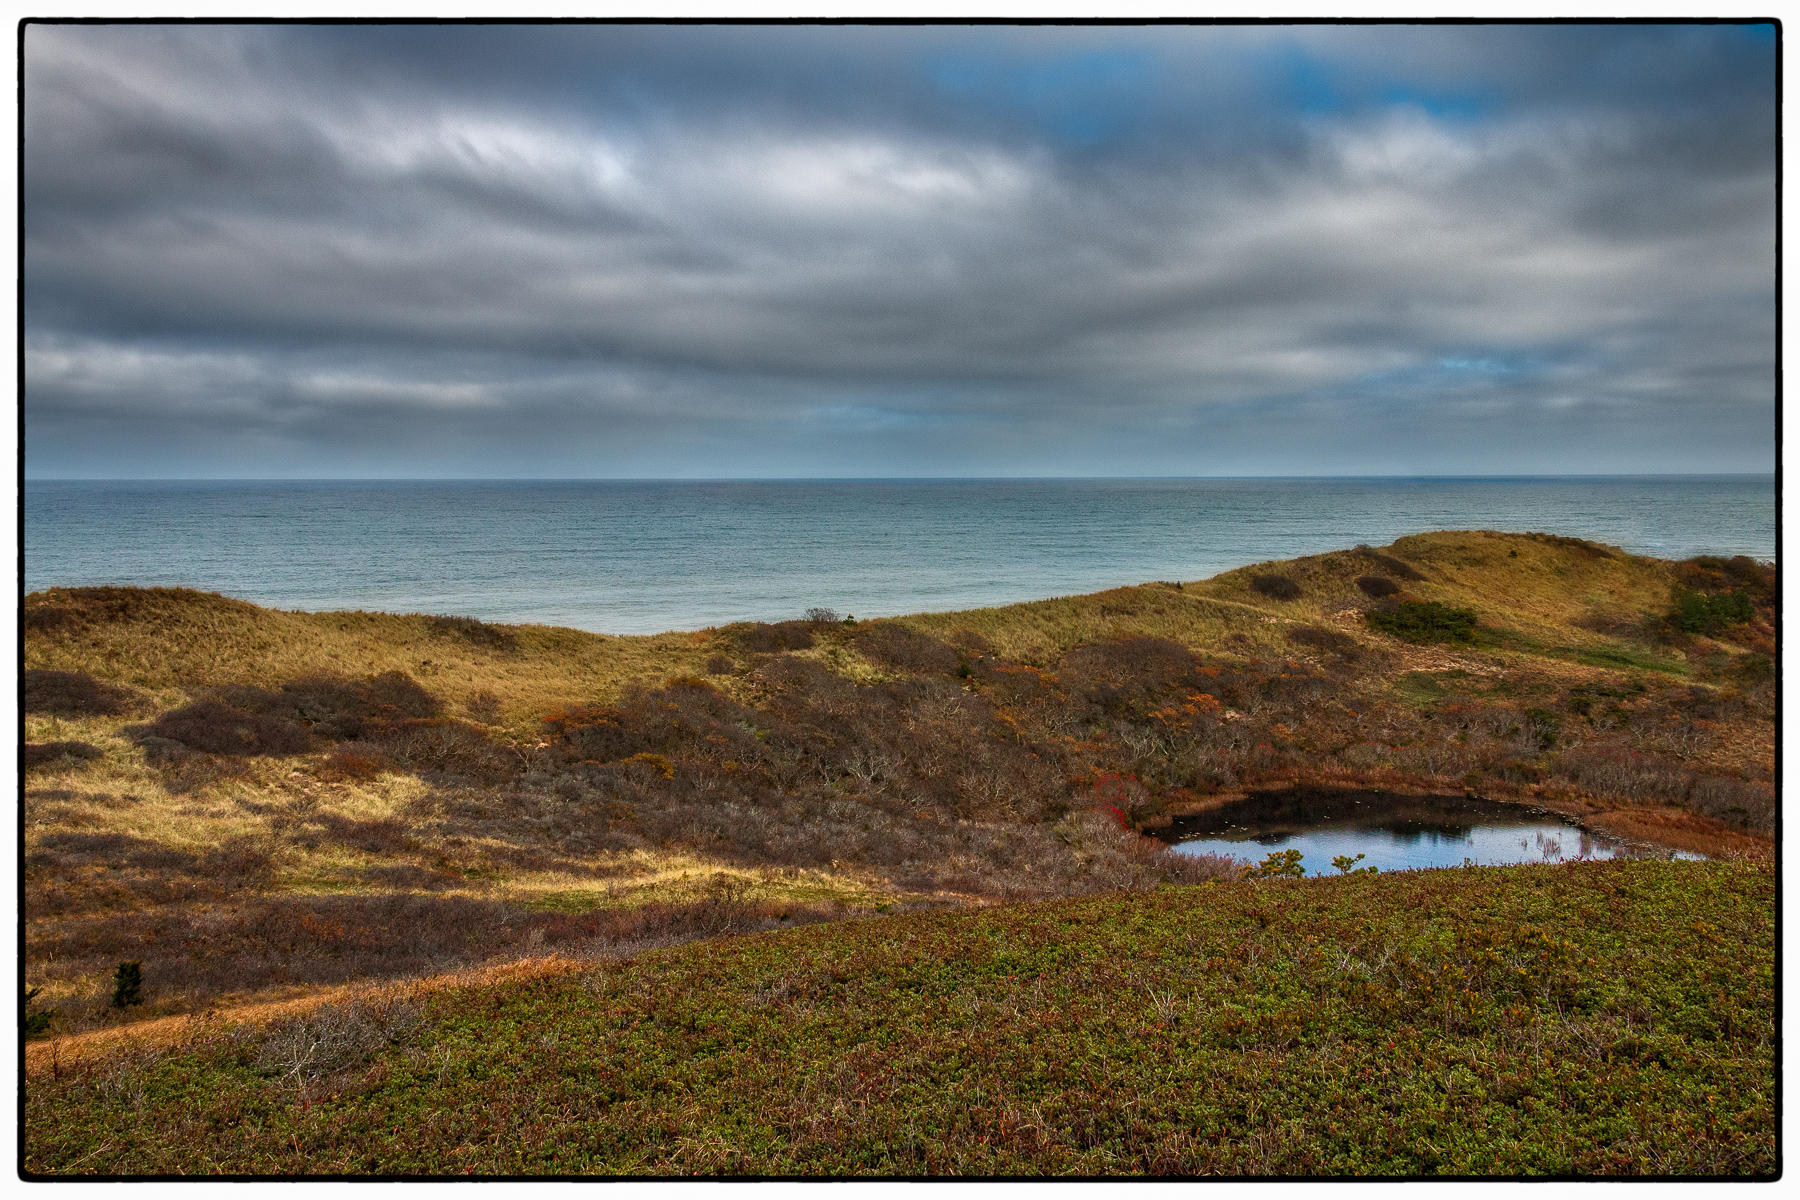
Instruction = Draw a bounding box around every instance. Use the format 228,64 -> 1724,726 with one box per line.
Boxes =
23,21 -> 1776,478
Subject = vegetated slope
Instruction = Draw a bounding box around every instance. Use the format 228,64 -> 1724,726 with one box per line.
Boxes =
22,532 -> 1775,1034
22,861 -> 1775,1177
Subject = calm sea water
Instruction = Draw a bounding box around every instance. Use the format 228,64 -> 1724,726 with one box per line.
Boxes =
23,476 -> 1775,635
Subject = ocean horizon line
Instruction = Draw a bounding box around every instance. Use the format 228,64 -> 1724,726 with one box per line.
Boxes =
26,475 -> 1775,634
24,471 -> 1777,485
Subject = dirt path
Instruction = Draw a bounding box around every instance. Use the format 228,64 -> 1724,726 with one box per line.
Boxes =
25,952 -> 588,1079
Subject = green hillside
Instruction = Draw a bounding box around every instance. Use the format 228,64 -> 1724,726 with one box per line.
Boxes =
24,860 -> 1774,1176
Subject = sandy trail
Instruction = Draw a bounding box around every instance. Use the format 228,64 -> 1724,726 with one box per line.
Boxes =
25,952 -> 588,1079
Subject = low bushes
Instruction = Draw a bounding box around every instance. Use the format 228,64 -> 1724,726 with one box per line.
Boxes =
24,670 -> 135,716
369,719 -> 517,784
1057,636 -> 1204,715
253,996 -> 423,1091
22,863 -> 1777,1176
133,699 -> 311,757
129,671 -> 445,759
1667,588 -> 1754,636
1355,575 -> 1400,598
1249,574 -> 1302,600
23,742 -> 104,771
1676,554 -> 1775,601
1365,601 -> 1478,644
257,671 -> 442,740
853,622 -> 960,674
425,615 -> 518,653
317,745 -> 397,782
1285,626 -> 1358,655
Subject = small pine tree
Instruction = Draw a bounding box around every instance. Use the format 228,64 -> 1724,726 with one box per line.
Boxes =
1244,849 -> 1305,878
23,986 -> 54,1038
111,961 -> 143,1008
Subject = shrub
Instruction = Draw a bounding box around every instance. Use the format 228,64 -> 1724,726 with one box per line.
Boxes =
370,719 -> 517,784
1244,848 -> 1305,878
271,672 -> 442,740
23,669 -> 134,716
318,745 -> 396,782
1249,574 -> 1302,601
1667,587 -> 1754,636
183,672 -> 442,744
1355,575 -> 1400,598
853,623 -> 959,674
1523,707 -> 1560,752
948,630 -> 994,656
253,997 -> 422,1089
24,987 -> 54,1038
1365,601 -> 1478,644
111,961 -> 143,1008
1676,555 -> 1776,603
1058,636 -> 1202,714
134,700 -> 312,757
23,741 -> 104,771
425,614 -> 518,652
1285,626 -> 1357,654
803,607 -> 841,626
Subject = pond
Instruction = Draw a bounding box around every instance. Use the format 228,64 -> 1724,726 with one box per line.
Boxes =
1153,789 -> 1704,875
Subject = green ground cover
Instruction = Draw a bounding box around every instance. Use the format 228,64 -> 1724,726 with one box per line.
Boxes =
24,859 -> 1773,1177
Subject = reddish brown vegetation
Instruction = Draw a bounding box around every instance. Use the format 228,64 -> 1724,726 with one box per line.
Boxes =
1285,626 -> 1360,656
424,615 -> 518,652
133,700 -> 311,757
129,671 -> 445,758
853,622 -> 962,674
23,742 -> 104,771
23,586 -> 260,634
1250,574 -> 1303,600
24,670 -> 137,716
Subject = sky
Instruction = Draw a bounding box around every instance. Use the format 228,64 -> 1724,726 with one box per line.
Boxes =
22,21 -> 1778,479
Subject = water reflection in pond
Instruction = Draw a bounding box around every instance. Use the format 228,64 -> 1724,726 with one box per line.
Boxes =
1154,790 -> 1703,874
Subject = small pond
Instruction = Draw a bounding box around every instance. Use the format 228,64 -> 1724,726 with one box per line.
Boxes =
1154,789 -> 1704,874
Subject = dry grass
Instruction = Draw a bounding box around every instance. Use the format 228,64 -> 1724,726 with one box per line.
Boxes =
23,587 -> 721,735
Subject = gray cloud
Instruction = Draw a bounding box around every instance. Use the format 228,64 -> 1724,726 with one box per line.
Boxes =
23,22 -> 1776,477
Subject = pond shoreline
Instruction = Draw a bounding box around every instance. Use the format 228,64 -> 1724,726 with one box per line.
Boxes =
1135,773 -> 1761,861
1143,783 -> 1712,870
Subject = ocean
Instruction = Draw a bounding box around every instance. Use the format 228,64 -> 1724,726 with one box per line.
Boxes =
22,476 -> 1776,636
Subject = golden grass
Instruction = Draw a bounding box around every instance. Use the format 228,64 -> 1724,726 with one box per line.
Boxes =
903,530 -> 1682,679
22,531 -> 1695,720
24,588 -> 723,734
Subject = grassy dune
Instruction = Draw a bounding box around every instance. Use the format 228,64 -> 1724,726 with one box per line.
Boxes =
21,530 -> 1777,1175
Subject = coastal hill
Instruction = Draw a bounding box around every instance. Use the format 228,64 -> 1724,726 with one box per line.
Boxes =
22,530 -> 1776,1174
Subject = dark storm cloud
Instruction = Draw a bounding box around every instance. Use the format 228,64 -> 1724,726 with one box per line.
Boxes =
22,22 -> 1775,477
